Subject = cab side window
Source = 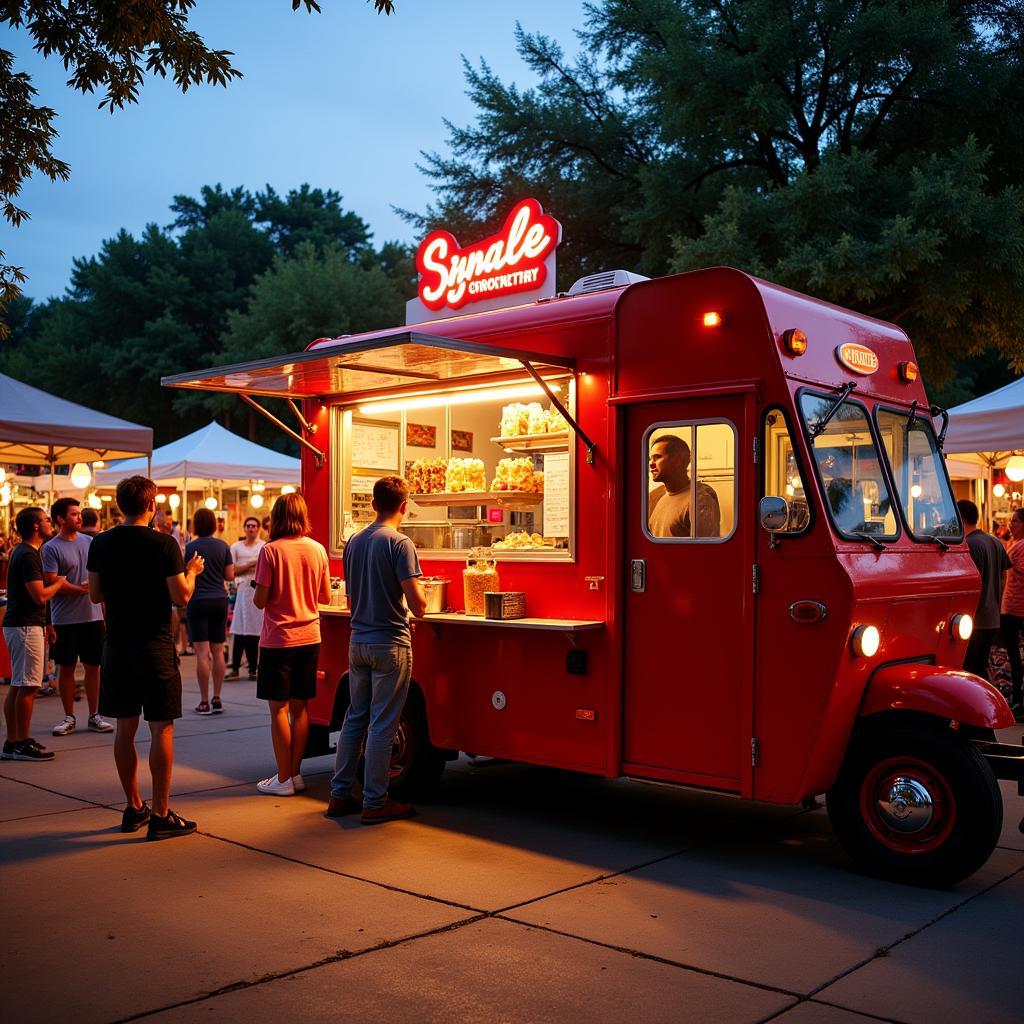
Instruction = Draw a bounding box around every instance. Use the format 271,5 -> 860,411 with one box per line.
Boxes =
764,409 -> 810,535
645,422 -> 736,542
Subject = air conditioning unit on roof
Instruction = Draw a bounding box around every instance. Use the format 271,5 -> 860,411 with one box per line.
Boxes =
567,269 -> 649,296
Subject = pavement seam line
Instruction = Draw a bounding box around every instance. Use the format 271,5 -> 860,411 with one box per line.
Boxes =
496,913 -> 802,999
799,860 -> 1024,1003
0,771 -> 117,811
196,827 -> 483,912
107,913 -> 489,1024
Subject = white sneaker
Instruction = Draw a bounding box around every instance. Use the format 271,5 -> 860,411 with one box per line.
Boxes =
292,774 -> 305,792
87,714 -> 114,733
52,715 -> 76,736
256,775 -> 295,796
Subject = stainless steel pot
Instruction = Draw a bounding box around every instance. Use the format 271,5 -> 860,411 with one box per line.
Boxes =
421,577 -> 450,614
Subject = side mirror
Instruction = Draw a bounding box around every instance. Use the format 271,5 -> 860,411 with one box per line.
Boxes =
759,496 -> 789,533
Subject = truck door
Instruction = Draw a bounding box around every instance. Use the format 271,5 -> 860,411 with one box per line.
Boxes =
623,395 -> 755,789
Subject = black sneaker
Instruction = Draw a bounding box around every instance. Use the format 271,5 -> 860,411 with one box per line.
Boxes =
12,738 -> 55,761
146,808 -> 197,842
121,801 -> 152,833
1,740 -> 16,760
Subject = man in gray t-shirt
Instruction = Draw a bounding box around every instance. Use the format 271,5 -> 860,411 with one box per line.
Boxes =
329,476 -> 426,824
958,499 -> 1011,679
42,498 -> 111,737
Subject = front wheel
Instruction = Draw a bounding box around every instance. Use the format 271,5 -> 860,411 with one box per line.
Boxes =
827,724 -> 1002,887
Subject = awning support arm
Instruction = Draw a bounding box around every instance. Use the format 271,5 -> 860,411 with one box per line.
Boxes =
287,399 -> 317,435
520,360 -> 596,465
239,394 -> 325,468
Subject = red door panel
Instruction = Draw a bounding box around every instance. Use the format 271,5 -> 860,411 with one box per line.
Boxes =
623,396 -> 753,786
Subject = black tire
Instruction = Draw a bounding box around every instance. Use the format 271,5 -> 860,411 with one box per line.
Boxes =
827,724 -> 1002,887
385,690 -> 447,801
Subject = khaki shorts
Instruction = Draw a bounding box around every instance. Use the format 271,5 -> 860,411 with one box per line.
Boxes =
3,625 -> 46,687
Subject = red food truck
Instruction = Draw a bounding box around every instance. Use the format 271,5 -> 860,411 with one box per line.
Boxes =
165,199 -> 1024,886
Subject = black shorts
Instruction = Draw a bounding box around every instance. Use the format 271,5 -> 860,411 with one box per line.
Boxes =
51,620 -> 105,666
99,642 -> 182,722
256,644 -> 320,703
186,597 -> 228,644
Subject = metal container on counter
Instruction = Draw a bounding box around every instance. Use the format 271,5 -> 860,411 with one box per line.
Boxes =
421,576 -> 450,614
484,591 -> 526,620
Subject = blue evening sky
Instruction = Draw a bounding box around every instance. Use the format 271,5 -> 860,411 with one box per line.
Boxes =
3,1 -> 587,302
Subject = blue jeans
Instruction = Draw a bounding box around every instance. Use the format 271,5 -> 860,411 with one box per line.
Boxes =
330,643 -> 412,809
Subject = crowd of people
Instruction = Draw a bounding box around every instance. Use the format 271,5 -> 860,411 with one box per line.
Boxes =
1,473 -> 422,839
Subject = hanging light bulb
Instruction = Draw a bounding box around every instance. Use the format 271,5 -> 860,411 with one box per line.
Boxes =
252,479 -> 266,493
93,460 -> 105,469
0,466 -> 6,485
168,493 -> 181,509
910,484 -> 922,499
994,483 -> 1006,498
1005,456 -> 1024,482
155,493 -> 167,504
204,496 -> 218,511
70,462 -> 92,489
88,493 -> 102,510
0,482 -> 11,506
250,493 -> 265,508
280,484 -> 296,495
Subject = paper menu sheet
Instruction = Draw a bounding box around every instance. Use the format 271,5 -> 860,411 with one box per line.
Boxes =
542,452 -> 570,536
352,420 -> 399,471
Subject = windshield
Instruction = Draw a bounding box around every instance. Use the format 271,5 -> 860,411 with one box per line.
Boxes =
799,393 -> 899,539
875,409 -> 962,540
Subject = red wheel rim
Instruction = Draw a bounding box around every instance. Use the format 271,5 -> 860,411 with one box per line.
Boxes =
858,755 -> 956,855
389,716 -> 412,779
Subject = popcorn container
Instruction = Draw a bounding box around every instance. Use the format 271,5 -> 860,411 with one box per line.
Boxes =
463,548 -> 499,616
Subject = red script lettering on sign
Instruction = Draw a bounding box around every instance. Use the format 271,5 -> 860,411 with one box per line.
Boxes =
416,198 -> 561,312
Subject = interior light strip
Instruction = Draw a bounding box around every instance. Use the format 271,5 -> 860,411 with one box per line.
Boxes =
357,381 -> 561,415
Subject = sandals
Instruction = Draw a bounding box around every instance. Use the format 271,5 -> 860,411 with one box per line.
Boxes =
194,701 -> 212,716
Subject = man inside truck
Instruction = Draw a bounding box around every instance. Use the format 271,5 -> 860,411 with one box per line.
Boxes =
648,435 -> 721,538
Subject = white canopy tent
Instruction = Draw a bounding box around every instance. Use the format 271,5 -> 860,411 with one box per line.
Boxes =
94,421 -> 299,488
944,377 -> 1024,515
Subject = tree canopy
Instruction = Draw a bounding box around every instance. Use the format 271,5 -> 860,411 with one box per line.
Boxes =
413,0 -> 1024,388
0,0 -> 395,337
1,185 -> 413,448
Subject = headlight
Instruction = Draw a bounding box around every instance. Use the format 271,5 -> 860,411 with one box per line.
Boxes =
850,624 -> 881,658
950,614 -> 973,641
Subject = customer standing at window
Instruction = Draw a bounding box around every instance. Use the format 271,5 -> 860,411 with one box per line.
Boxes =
184,508 -> 234,715
328,476 -> 427,824
252,493 -> 329,796
226,517 -> 264,681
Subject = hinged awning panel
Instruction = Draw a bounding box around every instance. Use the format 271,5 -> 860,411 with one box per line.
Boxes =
162,331 -> 574,400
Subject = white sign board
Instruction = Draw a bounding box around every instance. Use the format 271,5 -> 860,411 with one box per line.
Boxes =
542,452 -> 570,536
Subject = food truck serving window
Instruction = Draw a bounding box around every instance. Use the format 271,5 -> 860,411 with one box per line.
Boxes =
331,378 -> 576,559
875,407 -> 962,542
799,392 -> 899,541
643,421 -> 737,542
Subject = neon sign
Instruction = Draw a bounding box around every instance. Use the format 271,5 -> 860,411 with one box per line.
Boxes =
416,198 -> 561,313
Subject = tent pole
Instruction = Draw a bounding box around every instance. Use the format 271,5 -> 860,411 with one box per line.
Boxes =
183,475 -> 189,533
987,460 -> 994,531
147,455 -> 152,479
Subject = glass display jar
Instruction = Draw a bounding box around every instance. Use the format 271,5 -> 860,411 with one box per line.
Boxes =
462,547 -> 499,616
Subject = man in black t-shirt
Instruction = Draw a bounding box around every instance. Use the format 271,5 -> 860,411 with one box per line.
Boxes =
88,476 -> 205,840
2,508 -> 66,760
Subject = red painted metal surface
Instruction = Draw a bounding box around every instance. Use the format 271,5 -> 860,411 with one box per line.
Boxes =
293,265 -> 982,804
860,663 -> 1015,729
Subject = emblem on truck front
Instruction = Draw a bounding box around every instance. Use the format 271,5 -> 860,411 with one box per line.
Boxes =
835,342 -> 879,375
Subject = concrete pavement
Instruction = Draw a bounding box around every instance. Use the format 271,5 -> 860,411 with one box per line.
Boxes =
2,662 -> 1023,1024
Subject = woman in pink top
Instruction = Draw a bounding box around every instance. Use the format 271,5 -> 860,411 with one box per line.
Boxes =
252,493 -> 330,795
1000,508 -> 1024,715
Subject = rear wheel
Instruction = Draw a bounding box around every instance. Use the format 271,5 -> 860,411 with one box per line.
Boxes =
827,724 -> 1002,887
385,692 -> 448,800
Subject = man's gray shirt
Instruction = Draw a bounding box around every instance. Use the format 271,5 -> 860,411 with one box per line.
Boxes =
343,524 -> 421,647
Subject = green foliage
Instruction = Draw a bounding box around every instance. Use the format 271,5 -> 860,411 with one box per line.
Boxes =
1,185 -> 413,449
0,0 -> 396,333
415,0 -> 1024,386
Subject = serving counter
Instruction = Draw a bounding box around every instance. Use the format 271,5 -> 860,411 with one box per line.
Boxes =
318,604 -> 603,636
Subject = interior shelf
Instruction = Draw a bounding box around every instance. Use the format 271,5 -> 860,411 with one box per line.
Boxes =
410,491 -> 543,510
489,431 -> 569,454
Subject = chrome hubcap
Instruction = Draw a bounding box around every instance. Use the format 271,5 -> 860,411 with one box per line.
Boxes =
876,776 -> 934,833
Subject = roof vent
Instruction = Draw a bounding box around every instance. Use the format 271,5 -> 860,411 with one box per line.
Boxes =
567,269 -> 649,296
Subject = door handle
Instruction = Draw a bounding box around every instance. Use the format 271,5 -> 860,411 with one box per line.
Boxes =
631,559 -> 646,593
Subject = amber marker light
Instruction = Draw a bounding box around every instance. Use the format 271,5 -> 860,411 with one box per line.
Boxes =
899,361 -> 919,383
702,310 -> 725,328
850,624 -> 881,658
782,328 -> 808,356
